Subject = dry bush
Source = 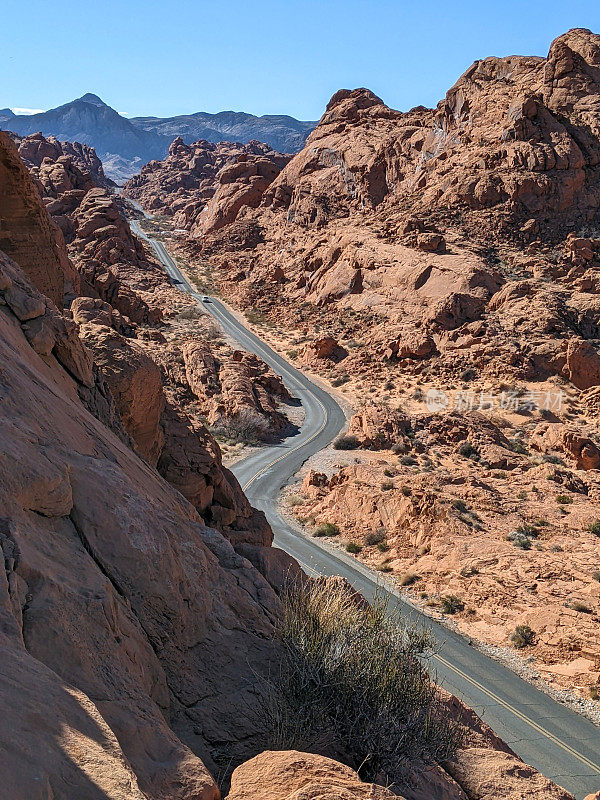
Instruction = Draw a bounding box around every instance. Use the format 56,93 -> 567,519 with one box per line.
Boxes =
211,408 -> 273,444
259,579 -> 460,787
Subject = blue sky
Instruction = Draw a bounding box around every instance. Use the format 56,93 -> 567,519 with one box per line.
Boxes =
3,0 -> 600,120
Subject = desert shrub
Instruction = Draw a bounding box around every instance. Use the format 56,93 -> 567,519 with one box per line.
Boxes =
333,435 -> 360,451
400,455 -> 417,466
391,442 -> 408,455
365,530 -> 386,546
458,442 -> 477,458
510,440 -> 528,455
510,624 -> 535,649
542,454 -> 564,465
399,572 -> 420,587
571,601 -> 592,614
377,541 -> 390,552
381,481 -> 394,491
313,522 -> 340,537
440,595 -> 464,614
211,408 -> 272,444
517,491 -> 528,500
507,530 -> 532,550
260,580 -> 460,783
451,499 -> 467,512
331,374 -> 350,387
461,368 -> 477,382
588,521 -> 600,537
377,564 -> 393,573
556,494 -> 573,505
346,542 -> 362,554
401,486 -> 412,497
589,686 -> 600,701
286,494 -> 303,507
384,468 -> 396,478
593,571 -> 600,582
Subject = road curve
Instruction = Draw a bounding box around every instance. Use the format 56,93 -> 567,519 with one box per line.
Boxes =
130,214 -> 600,799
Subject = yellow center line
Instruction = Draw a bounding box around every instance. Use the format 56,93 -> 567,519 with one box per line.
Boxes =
433,653 -> 600,774
242,395 -> 328,491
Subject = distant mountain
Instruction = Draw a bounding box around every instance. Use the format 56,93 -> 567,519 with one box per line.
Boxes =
1,94 -> 316,183
2,94 -> 169,181
130,110 -> 316,155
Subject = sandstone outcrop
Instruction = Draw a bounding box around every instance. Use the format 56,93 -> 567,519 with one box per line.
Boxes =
0,131 -> 75,302
123,137 -> 290,235
0,247 -> 283,796
13,131 -> 177,321
226,751 -> 404,799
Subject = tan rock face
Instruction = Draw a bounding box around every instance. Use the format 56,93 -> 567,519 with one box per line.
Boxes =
226,750 -> 404,800
0,248 -> 283,797
14,132 -> 179,322
0,132 -> 75,302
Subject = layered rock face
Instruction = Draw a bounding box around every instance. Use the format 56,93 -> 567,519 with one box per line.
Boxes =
0,131 -> 75,302
11,130 -> 114,188
123,137 -> 290,235
0,247 -> 283,798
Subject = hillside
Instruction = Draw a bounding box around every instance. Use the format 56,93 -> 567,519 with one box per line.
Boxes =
140,28 -> 600,697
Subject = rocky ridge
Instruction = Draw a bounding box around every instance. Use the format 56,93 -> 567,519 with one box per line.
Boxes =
124,137 -> 290,236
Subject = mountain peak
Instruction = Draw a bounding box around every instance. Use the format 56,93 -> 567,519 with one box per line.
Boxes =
0,108 -> 15,117
77,93 -> 108,107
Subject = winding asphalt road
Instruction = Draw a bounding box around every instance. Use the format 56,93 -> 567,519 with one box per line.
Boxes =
130,213 -> 600,799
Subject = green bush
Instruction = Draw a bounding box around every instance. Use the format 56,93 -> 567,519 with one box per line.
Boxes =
260,580 -> 460,783
440,595 -> 464,614
377,541 -> 390,552
458,442 -> 477,458
381,481 -> 394,491
588,521 -> 600,537
510,624 -> 535,648
556,494 -> 573,505
507,530 -> 532,550
346,542 -> 362,554
333,435 -> 360,451
313,522 -> 340,537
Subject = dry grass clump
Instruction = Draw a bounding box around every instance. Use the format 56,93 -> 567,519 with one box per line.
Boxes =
260,579 -> 460,786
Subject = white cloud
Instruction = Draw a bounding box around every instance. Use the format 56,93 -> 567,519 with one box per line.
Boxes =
11,107 -> 44,115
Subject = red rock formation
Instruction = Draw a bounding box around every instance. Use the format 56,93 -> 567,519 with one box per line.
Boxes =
0,132 -> 76,302
123,137 -> 290,234
0,247 -> 282,796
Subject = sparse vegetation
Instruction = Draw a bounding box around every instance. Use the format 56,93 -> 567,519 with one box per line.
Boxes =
365,530 -> 386,546
211,409 -> 273,444
556,494 -> 573,505
588,521 -> 600,537
401,486 -> 412,497
313,522 -> 340,538
570,601 -> 592,614
510,440 -> 529,455
399,572 -> 420,587
510,624 -> 535,649
377,541 -> 390,553
333,434 -> 360,451
440,595 -> 464,614
507,530 -> 533,550
400,455 -> 417,466
451,498 -> 468,512
381,481 -> 394,491
458,442 -> 477,458
346,542 -> 362,554
261,579 -> 460,785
